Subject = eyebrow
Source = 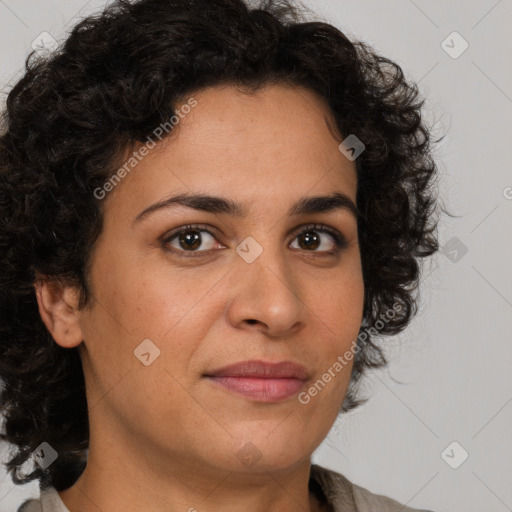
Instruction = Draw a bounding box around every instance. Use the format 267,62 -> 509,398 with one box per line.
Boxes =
132,191 -> 360,226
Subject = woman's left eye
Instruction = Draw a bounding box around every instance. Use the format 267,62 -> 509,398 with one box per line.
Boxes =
162,223 -> 347,257
289,224 -> 347,253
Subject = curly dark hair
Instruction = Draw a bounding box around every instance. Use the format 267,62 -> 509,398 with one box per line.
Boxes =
0,0 -> 447,493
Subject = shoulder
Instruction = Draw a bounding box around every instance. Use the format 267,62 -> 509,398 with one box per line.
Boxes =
17,498 -> 43,512
17,486 -> 70,512
310,464 -> 437,512
352,482 -> 436,512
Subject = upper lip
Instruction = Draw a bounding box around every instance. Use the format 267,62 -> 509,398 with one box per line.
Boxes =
205,360 -> 309,380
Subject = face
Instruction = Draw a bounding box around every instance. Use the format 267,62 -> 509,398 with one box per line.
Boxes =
66,83 -> 364,477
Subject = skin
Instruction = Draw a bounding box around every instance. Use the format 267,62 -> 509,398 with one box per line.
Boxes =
35,82 -> 364,512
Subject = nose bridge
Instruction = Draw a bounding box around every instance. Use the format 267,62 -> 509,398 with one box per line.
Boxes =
228,232 -> 306,335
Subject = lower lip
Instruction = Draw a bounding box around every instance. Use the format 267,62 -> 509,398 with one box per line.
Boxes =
206,376 -> 306,402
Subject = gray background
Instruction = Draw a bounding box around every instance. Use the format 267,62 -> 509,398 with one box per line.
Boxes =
1,1 -> 511,511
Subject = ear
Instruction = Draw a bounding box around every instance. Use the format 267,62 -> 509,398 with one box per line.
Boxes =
34,278 -> 84,348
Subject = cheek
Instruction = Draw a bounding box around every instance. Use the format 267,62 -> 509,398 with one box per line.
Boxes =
303,271 -> 364,395
311,271 -> 364,334
89,250 -> 204,338
131,272 -> 224,342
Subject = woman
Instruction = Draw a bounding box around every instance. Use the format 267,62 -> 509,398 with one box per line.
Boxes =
0,0 -> 444,510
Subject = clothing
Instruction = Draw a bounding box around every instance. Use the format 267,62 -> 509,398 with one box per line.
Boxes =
17,463 -> 436,512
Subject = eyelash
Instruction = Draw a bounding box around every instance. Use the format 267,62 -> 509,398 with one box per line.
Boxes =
161,223 -> 348,258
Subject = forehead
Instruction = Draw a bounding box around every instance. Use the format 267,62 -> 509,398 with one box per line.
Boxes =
105,83 -> 357,218
170,83 -> 344,154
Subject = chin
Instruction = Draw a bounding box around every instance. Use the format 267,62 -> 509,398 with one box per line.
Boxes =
218,429 -> 316,474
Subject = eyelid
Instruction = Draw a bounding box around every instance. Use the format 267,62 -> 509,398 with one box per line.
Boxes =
290,223 -> 349,254
289,223 -> 345,243
160,223 -> 223,256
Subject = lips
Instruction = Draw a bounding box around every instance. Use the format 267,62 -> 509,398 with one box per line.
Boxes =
205,360 -> 309,380
204,360 -> 309,402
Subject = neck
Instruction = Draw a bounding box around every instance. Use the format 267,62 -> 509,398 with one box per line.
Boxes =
58,440 -> 327,512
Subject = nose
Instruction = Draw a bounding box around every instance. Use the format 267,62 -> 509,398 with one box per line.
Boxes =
225,244 -> 307,338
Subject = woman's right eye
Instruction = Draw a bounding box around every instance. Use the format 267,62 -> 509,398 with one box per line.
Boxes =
162,224 -> 225,256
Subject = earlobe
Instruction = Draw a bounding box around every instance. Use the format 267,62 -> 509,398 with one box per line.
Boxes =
34,279 -> 84,348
